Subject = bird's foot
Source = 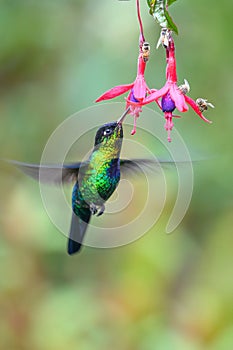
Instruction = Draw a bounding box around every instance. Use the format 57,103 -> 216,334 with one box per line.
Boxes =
90,204 -> 98,215
90,203 -> 105,216
96,205 -> 105,217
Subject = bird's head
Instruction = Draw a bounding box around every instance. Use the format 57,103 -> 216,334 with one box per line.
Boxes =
94,110 -> 128,147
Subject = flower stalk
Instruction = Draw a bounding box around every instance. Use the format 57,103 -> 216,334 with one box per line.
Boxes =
96,0 -> 151,135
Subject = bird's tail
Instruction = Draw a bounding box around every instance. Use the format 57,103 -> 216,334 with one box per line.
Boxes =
68,210 -> 91,255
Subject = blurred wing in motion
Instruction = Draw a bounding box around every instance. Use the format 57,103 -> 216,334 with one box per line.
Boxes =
5,159 -> 84,185
120,158 -> 192,176
6,158 -> 192,184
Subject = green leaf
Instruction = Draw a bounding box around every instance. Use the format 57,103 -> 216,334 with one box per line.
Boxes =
164,7 -> 178,34
167,0 -> 177,6
147,0 -> 178,35
153,0 -> 168,28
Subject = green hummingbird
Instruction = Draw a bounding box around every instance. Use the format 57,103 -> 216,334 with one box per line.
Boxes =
7,110 -> 184,255
8,109 -> 140,254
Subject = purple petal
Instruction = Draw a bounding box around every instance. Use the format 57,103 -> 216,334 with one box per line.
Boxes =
161,92 -> 176,112
129,89 -> 140,103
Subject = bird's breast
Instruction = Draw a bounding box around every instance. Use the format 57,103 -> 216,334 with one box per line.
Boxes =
79,158 -> 120,204
95,158 -> 120,201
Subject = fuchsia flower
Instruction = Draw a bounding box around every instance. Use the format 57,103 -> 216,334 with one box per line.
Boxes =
96,49 -> 151,135
96,2 -> 213,142
141,39 -> 212,142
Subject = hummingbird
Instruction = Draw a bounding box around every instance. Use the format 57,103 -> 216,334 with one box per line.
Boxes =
6,109 -> 186,255
7,109 -> 140,255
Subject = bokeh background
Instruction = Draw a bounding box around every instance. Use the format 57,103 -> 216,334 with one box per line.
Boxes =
0,0 -> 232,349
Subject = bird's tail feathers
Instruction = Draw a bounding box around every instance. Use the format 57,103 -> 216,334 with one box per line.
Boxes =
68,210 -> 91,255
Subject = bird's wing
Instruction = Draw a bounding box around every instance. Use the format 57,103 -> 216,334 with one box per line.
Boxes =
68,210 -> 91,255
6,158 -> 192,183
5,159 -> 87,185
120,158 -> 192,176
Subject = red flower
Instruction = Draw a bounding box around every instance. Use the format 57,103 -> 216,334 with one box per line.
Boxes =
96,45 -> 151,135
142,39 -> 212,142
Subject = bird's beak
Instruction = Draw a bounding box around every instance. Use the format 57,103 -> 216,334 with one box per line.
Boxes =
117,107 -> 130,125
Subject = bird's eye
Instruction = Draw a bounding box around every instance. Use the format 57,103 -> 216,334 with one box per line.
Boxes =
103,128 -> 112,136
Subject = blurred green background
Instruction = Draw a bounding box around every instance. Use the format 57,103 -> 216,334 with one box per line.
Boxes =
0,0 -> 232,349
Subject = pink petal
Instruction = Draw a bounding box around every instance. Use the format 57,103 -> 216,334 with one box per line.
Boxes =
184,95 -> 212,123
170,84 -> 188,112
95,83 -> 134,102
133,76 -> 147,100
142,84 -> 169,105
